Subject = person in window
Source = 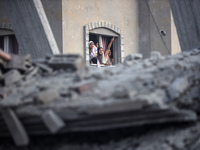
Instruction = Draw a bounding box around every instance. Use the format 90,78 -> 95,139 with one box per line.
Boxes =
104,37 -> 114,65
97,47 -> 110,66
97,47 -> 104,64
107,50 -> 114,65
90,57 -> 97,64
95,42 -> 99,50
89,41 -> 97,62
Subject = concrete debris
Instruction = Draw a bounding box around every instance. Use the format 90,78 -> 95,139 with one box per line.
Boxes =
124,53 -> 143,61
36,63 -> 53,74
2,70 -> 21,86
150,51 -> 164,64
42,110 -> 65,134
36,89 -> 59,104
112,86 -> 129,99
0,108 -> 29,146
25,67 -> 39,79
47,54 -> 84,71
75,66 -> 92,81
123,53 -> 143,67
0,49 -> 200,149
0,93 -> 22,107
6,55 -> 31,71
167,77 -> 190,100
71,79 -> 97,94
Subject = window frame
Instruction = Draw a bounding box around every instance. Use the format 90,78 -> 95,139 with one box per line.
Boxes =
84,21 -> 124,65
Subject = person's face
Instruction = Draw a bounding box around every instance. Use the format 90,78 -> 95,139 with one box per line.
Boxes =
108,50 -> 111,56
99,48 -> 103,55
96,43 -> 99,48
89,43 -> 94,49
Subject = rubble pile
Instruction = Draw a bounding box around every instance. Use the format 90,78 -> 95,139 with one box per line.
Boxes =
0,48 -> 200,149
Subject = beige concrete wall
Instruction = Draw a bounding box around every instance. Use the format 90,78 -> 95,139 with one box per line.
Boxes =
0,0 -> 181,58
62,0 -> 138,57
149,0 -> 171,55
138,0 -> 172,58
171,11 -> 181,55
138,0 -> 181,58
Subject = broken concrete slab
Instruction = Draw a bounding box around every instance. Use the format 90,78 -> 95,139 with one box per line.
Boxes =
123,53 -> 143,67
0,48 -> 199,147
36,63 -> 53,74
84,100 -> 149,115
149,51 -> 164,64
47,54 -> 84,71
2,70 -> 21,86
0,108 -> 29,146
6,55 -> 31,72
42,110 -> 65,134
0,93 -> 22,108
112,87 -> 129,99
167,77 -> 190,100
25,67 -> 39,80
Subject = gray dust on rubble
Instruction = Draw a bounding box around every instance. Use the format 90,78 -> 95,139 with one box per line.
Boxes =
0,48 -> 200,149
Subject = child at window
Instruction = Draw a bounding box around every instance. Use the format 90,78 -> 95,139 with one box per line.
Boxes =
89,41 -> 97,62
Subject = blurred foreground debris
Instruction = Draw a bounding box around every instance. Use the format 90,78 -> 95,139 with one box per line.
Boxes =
0,49 -> 200,149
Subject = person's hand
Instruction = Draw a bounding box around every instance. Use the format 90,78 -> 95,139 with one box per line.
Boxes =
0,50 -> 11,61
104,63 -> 110,66
111,37 -> 115,42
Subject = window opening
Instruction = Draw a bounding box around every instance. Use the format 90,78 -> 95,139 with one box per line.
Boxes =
0,35 -> 19,54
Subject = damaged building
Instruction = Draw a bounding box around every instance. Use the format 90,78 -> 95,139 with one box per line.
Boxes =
0,0 -> 181,64
0,0 -> 200,149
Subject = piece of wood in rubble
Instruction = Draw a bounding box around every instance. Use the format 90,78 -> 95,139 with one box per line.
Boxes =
0,108 -> 29,146
42,110 -> 65,134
